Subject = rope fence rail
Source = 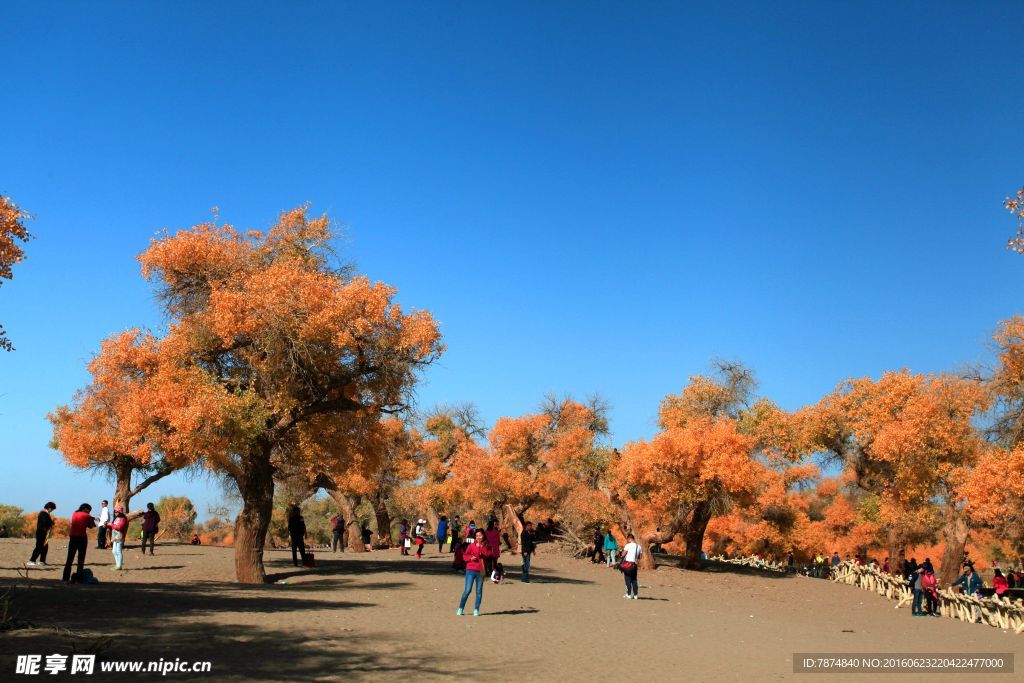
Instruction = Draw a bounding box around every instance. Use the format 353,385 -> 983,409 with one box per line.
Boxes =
829,561 -> 1024,635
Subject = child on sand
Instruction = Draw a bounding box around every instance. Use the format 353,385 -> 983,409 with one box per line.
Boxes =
457,529 -> 493,617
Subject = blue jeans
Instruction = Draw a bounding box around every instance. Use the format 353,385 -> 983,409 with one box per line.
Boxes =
459,570 -> 484,610
623,567 -> 639,596
112,540 -> 123,568
522,553 -> 532,581
912,589 -> 924,614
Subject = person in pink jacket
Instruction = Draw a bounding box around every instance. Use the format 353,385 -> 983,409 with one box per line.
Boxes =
456,529 -> 493,617
484,520 -> 501,577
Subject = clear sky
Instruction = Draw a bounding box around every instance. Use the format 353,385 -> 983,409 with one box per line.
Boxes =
1,1 -> 1022,520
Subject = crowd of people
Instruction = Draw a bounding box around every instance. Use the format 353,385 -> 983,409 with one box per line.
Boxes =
21,499 -> 160,582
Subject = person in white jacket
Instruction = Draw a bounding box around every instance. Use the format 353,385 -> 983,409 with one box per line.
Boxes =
620,533 -> 643,600
96,500 -> 110,549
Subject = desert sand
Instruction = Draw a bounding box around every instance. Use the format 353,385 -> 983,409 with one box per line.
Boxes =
1,538 -> 1020,681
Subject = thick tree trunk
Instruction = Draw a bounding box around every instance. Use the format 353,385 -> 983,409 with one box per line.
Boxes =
326,489 -> 366,553
425,507 -> 440,537
884,528 -> 906,574
938,507 -> 970,587
373,498 -> 393,547
682,500 -> 713,570
500,503 -> 523,554
233,448 -> 275,584
113,459 -> 134,512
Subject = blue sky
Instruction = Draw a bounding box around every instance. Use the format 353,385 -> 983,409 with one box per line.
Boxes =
1,1 -> 1022,520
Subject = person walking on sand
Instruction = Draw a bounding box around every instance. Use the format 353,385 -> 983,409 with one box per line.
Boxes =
96,500 -> 110,549
63,503 -> 97,582
436,515 -> 449,553
520,520 -> 537,583
110,505 -> 128,570
288,506 -> 307,567
619,533 -> 643,600
414,518 -> 428,558
141,502 -> 160,556
26,502 -> 56,566
603,528 -> 619,568
456,529 -> 493,617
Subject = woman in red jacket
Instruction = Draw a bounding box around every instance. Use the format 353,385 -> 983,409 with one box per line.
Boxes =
993,568 -> 1009,597
63,503 -> 96,582
456,529 -> 493,617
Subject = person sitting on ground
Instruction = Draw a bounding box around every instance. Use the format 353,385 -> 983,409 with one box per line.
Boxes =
190,534 -> 201,545
361,524 -> 372,549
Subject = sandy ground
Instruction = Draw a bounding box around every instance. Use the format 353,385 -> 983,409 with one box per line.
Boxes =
0,538 -> 1021,682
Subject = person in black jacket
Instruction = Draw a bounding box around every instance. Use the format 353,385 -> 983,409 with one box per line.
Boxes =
27,502 -> 56,566
520,521 -> 537,583
288,506 -> 307,567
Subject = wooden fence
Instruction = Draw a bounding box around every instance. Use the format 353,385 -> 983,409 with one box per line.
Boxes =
829,561 -> 1024,634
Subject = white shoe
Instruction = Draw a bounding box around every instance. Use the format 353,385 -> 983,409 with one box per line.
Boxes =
632,595 -> 639,600
26,561 -> 36,566
623,593 -> 630,599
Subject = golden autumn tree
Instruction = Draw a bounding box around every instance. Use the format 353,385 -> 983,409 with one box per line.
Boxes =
442,396 -> 612,551
611,361 -> 798,569
136,207 -> 443,582
50,330 -> 221,512
0,194 -> 32,351
305,416 -> 422,551
808,370 -> 988,584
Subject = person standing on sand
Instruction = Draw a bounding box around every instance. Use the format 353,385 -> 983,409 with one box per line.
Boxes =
63,503 -> 96,582
288,506 -> 307,567
110,505 -> 128,570
330,513 -> 344,553
399,519 -> 410,555
26,501 -> 56,566
484,520 -> 501,576
96,500 -> 110,549
619,533 -> 642,600
520,521 -> 537,583
141,502 -> 160,556
603,529 -> 619,568
414,518 -> 428,558
449,516 -> 461,553
436,515 -> 449,553
456,529 -> 493,617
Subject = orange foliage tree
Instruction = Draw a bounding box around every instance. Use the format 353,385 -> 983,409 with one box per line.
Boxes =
135,207 -> 443,582
50,330 -> 220,512
611,362 -> 804,569
440,396 -> 612,551
807,371 -> 988,584
0,194 -> 32,351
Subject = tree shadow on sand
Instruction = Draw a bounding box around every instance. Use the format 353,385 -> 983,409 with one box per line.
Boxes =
265,554 -> 595,586
1,578 -> 506,681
